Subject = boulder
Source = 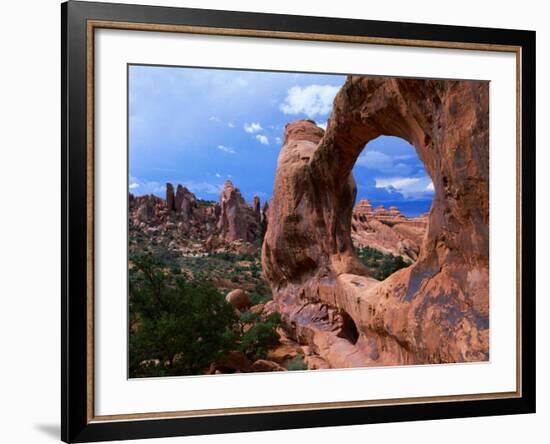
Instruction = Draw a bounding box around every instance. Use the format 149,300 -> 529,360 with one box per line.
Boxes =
225,289 -> 251,310
209,350 -> 251,374
166,182 -> 175,210
250,359 -> 286,372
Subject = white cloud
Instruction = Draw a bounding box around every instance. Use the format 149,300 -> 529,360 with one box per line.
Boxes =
375,177 -> 421,192
356,151 -> 394,170
256,134 -> 269,145
128,177 -> 223,197
209,116 -> 221,123
279,84 -> 340,118
426,182 -> 435,191
128,178 -> 164,195
215,173 -> 222,178
375,177 -> 430,198
392,163 -> 413,175
183,181 -> 223,195
393,154 -> 415,160
275,137 -> 282,144
244,122 -> 263,133
356,150 -> 412,175
317,121 -> 327,130
217,144 -> 236,154
227,122 -> 235,128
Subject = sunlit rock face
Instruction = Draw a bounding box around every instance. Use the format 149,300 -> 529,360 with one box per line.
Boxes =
217,180 -> 262,245
262,77 -> 489,368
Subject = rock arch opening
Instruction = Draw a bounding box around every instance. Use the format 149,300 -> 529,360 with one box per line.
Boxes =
351,135 -> 434,272
262,76 -> 489,367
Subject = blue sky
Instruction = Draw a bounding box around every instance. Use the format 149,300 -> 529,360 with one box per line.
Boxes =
129,65 -> 434,217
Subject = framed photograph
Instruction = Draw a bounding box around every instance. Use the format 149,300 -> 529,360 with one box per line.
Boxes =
61,1 -> 535,442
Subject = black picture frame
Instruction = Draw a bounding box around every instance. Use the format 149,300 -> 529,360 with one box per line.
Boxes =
61,1 -> 536,442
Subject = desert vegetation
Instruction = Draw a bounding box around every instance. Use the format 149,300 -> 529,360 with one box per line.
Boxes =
354,246 -> 410,280
128,175 -> 431,375
129,251 -> 282,378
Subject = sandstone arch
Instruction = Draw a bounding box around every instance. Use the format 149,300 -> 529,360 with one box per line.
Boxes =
262,76 -> 489,367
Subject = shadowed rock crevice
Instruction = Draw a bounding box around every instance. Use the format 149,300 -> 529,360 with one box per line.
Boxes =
337,311 -> 359,345
262,76 -> 489,368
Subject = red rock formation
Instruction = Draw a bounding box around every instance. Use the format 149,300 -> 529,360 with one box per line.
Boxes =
130,181 -> 266,254
262,77 -> 489,368
129,194 -> 165,224
354,198 -> 373,217
260,201 -> 269,240
252,195 -> 261,221
174,184 -> 197,219
217,181 -> 261,245
249,359 -> 286,372
166,183 -> 175,210
129,184 -> 219,249
351,199 -> 427,261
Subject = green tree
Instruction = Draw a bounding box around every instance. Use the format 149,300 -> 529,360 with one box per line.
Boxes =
129,253 -> 239,377
239,312 -> 282,360
239,322 -> 280,361
354,246 -> 410,281
286,353 -> 308,371
374,253 -> 408,280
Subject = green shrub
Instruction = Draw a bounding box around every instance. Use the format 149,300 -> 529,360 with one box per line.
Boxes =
374,254 -> 409,280
249,290 -> 272,306
209,251 -> 236,262
238,311 -> 282,360
197,199 -> 217,207
354,246 -> 410,281
239,310 -> 260,324
286,353 -> 308,371
239,320 -> 280,360
128,249 -> 285,377
129,253 -> 239,378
